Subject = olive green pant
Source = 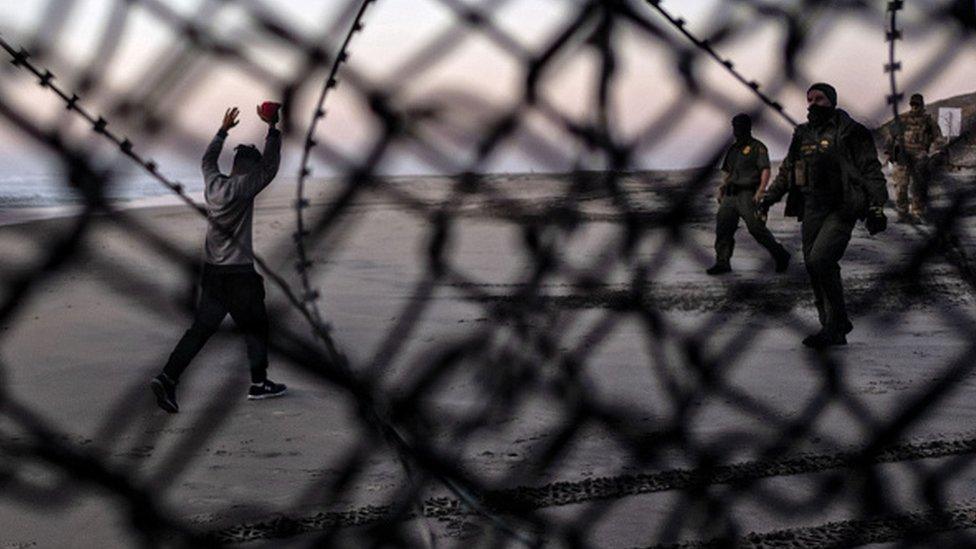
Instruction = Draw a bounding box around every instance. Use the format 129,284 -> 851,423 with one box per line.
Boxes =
891,160 -> 929,217
714,189 -> 787,264
801,203 -> 855,333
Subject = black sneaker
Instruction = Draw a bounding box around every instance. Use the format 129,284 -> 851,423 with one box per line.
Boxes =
802,330 -> 847,349
705,262 -> 732,275
774,250 -> 791,273
248,379 -> 287,400
150,374 -> 179,413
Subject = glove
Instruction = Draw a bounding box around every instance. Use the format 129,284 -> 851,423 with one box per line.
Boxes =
865,207 -> 887,235
756,195 -> 775,217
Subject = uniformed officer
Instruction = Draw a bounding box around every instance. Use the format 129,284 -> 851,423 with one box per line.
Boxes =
706,113 -> 791,275
759,83 -> 888,348
884,93 -> 943,222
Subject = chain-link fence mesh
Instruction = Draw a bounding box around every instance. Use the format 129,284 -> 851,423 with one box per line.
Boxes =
2,0 -> 976,546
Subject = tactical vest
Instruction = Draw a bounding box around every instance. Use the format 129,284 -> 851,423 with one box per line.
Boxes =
778,110 -> 880,221
897,111 -> 936,156
792,123 -> 843,200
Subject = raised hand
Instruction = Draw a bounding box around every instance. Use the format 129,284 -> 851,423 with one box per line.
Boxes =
221,107 -> 240,131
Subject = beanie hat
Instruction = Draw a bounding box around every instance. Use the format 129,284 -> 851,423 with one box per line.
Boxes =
807,83 -> 837,107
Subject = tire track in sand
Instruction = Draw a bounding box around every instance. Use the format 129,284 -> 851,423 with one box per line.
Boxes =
205,436 -> 976,544
649,505 -> 976,548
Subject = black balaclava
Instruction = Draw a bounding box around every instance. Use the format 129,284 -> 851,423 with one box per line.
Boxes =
731,113 -> 752,143
807,82 -> 837,127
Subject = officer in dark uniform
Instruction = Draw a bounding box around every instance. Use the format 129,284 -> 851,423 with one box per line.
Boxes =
707,113 -> 791,275
759,83 -> 888,348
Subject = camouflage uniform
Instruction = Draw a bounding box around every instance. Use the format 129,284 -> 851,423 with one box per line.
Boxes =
764,109 -> 887,335
714,137 -> 788,266
886,110 -> 943,218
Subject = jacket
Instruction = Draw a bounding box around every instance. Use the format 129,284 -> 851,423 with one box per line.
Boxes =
766,109 -> 887,221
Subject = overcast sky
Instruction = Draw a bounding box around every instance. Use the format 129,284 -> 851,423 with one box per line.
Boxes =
1,0 -> 974,178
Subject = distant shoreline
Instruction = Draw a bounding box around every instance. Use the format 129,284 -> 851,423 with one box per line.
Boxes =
0,169 -> 706,227
0,192 -> 203,228
2,165 -> 969,229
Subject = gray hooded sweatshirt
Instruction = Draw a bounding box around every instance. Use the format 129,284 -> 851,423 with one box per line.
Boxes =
201,127 -> 281,265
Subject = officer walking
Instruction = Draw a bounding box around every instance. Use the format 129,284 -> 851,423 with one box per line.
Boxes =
884,93 -> 943,223
759,83 -> 888,348
706,113 -> 791,275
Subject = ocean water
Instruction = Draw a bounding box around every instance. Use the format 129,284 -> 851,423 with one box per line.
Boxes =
0,173 -> 205,208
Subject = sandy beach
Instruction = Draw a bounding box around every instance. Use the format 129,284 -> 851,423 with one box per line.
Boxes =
2,171 -> 976,547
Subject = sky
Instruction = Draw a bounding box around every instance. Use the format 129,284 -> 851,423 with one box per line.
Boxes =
0,0 -> 974,179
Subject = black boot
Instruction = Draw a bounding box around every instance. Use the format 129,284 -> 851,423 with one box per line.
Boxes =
839,319 -> 854,335
706,262 -> 732,275
773,249 -> 791,273
802,330 -> 847,349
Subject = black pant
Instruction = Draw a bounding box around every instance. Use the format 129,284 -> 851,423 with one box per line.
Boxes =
801,201 -> 855,333
715,188 -> 787,264
163,263 -> 269,384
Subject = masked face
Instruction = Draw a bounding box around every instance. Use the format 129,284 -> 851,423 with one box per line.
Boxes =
731,115 -> 752,142
910,102 -> 923,114
732,124 -> 751,141
806,89 -> 835,126
807,104 -> 834,126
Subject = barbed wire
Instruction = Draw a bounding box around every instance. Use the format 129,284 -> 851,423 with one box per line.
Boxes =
639,0 -> 799,128
0,27 -> 543,547
294,0 -> 374,332
0,33 -> 353,367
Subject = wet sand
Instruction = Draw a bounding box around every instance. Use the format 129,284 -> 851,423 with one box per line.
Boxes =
1,171 -> 975,547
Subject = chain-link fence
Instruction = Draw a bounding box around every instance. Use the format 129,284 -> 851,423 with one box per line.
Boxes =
2,0 -> 976,546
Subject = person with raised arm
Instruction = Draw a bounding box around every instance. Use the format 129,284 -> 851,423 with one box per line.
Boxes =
151,103 -> 286,413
